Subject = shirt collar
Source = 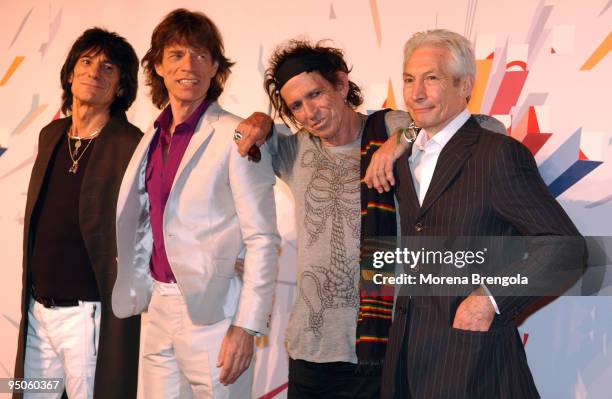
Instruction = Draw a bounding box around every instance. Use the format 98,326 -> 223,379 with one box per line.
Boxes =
154,105 -> 172,131
154,99 -> 210,132
413,108 -> 471,152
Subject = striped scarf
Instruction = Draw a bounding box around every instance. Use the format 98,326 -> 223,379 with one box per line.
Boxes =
357,109 -> 397,367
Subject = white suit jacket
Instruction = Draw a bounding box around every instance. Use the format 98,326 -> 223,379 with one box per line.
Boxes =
112,101 -> 280,334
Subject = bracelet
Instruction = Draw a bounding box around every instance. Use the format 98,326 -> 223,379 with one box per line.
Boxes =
400,123 -> 420,143
397,127 -> 415,144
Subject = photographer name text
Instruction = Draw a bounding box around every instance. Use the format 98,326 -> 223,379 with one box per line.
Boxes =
373,273 -> 528,287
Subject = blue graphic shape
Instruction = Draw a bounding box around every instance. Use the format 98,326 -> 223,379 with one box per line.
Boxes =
0,361 -> 10,378
39,8 -> 62,58
2,314 -> 18,329
599,0 -> 612,16
538,128 -> 581,185
9,7 -> 33,47
0,147 -> 6,157
586,193 -> 612,209
548,160 -> 603,197
11,94 -> 40,135
257,44 -> 265,77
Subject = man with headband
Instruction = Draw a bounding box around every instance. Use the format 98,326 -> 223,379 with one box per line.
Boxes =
233,39 -> 410,398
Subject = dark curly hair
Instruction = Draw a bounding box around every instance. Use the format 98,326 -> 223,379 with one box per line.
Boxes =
142,8 -> 234,109
60,28 -> 139,116
264,39 -> 363,128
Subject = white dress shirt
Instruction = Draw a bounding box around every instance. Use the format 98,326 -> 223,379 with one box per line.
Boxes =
407,108 -> 500,314
409,109 -> 470,204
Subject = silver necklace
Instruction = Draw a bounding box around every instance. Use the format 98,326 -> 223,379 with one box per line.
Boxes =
67,126 -> 101,174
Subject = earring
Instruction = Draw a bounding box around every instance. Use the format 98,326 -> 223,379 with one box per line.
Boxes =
117,88 -> 124,97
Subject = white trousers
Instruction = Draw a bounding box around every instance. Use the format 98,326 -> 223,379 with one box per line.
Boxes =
24,297 -> 101,399
143,281 -> 253,399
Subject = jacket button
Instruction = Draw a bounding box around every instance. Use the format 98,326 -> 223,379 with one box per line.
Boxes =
415,222 -> 424,232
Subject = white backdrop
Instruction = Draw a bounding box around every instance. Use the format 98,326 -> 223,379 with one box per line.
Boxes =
1,1 -> 611,398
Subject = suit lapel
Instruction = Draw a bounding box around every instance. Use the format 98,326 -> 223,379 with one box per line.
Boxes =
79,114 -> 125,243
81,113 -> 124,183
24,118 -> 70,229
169,102 -> 218,193
418,117 -> 480,218
116,122 -> 156,218
395,142 -> 420,217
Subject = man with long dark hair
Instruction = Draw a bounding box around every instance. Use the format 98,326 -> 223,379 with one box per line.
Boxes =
113,9 -> 280,398
14,28 -> 142,399
235,39 -> 409,398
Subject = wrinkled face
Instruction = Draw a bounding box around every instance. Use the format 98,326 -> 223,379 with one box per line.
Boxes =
70,50 -> 120,109
403,46 -> 473,135
155,42 -> 218,107
280,71 -> 348,146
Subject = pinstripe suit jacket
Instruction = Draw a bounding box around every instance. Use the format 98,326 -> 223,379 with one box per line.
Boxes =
380,117 -> 584,399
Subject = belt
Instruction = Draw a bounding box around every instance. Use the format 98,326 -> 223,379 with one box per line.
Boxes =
32,291 -> 79,308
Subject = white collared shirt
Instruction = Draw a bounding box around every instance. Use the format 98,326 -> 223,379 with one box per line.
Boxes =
408,108 -> 470,204
407,108 -> 500,314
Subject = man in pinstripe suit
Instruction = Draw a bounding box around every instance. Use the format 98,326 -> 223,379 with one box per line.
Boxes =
365,29 -> 585,399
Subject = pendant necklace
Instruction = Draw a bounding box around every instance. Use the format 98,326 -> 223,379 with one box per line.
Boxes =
67,125 -> 102,174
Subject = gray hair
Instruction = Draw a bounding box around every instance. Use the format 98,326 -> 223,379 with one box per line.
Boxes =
403,29 -> 476,81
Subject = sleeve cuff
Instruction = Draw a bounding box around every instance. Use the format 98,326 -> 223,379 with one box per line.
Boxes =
481,283 -> 501,314
238,326 -> 261,336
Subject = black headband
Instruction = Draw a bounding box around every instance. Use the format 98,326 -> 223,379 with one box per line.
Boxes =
275,53 -> 336,90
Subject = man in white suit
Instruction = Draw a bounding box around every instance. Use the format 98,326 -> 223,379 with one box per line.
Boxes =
112,9 -> 279,398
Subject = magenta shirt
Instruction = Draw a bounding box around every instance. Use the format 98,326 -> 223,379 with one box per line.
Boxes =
145,100 -> 210,283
